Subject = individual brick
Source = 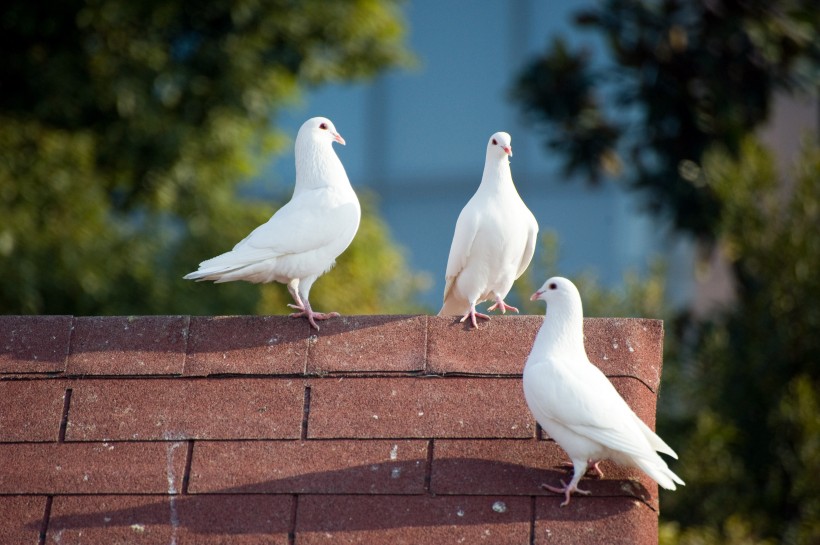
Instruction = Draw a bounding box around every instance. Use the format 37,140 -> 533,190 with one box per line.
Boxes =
0,380 -> 67,441
66,316 -> 188,375
428,316 -> 665,390
0,442 -> 186,494
431,439 -> 655,506
295,495 -> 531,545
307,315 -> 426,373
608,377 -> 658,430
534,496 -> 658,545
307,377 -> 534,439
189,439 -> 428,494
0,496 -> 46,544
48,494 -> 292,545
427,315 -> 540,375
185,316 -> 308,376
65,378 -> 304,440
583,319 -> 664,392
0,315 -> 72,373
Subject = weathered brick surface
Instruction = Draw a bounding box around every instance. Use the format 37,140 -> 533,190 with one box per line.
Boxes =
0,315 -> 670,545
295,495 -> 532,545
608,376 -> 658,429
427,315 -> 540,375
431,439 -> 654,502
534,496 -> 658,545
584,318 -> 665,391
307,315 -> 427,373
0,442 -> 187,494
189,439 -> 428,494
48,494 -> 292,545
0,380 -> 67,441
185,315 -> 308,376
0,496 -> 45,544
428,315 -> 664,391
66,378 -> 304,440
0,315 -> 72,373
307,377 -> 534,439
67,316 -> 189,375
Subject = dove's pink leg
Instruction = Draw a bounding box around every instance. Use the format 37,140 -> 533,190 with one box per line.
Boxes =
561,459 -> 604,478
459,303 -> 490,328
286,282 -> 339,330
286,282 -> 305,311
487,295 -> 519,314
542,460 -> 592,507
589,460 -> 604,479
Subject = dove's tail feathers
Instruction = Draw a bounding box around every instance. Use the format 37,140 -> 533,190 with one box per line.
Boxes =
439,296 -> 470,317
634,455 -> 685,490
184,260 -> 279,285
184,266 -> 245,283
635,417 -> 679,459
184,245 -> 283,283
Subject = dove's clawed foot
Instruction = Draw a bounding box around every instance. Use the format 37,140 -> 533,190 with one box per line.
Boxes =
459,305 -> 491,329
487,296 -> 519,314
542,479 -> 591,507
287,302 -> 340,330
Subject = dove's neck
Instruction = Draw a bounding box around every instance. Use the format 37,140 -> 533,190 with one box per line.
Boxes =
478,156 -> 514,194
294,140 -> 349,194
529,301 -> 587,365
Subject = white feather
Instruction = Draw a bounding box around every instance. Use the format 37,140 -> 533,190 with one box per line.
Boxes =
523,277 -> 684,501
439,131 -> 538,318
184,117 -> 360,326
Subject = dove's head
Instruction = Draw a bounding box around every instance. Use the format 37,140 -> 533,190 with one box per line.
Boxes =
487,131 -> 512,158
530,277 -> 583,314
299,116 -> 346,146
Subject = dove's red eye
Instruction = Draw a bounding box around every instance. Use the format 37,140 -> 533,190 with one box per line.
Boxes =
319,123 -> 328,130
492,138 -> 497,145
549,283 -> 557,290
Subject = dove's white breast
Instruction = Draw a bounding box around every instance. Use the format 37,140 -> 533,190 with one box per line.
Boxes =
457,188 -> 537,298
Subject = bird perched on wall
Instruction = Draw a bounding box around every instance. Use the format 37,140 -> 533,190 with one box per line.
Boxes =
523,276 -> 684,506
184,116 -> 360,330
439,131 -> 538,328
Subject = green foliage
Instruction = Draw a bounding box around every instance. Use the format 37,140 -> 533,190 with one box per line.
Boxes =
512,0 -> 820,239
660,140 -> 820,544
0,0 -> 426,316
514,2 -> 820,542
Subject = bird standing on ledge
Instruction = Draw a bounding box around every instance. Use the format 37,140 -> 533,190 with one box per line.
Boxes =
439,131 -> 538,328
184,117 -> 360,330
523,276 -> 684,506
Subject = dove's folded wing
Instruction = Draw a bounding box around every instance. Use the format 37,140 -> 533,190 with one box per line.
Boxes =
567,358 -> 679,459
515,217 -> 538,280
442,206 -> 480,302
525,359 -> 659,461
197,188 -> 358,271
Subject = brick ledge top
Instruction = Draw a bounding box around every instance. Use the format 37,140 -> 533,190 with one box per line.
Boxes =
0,314 -> 663,389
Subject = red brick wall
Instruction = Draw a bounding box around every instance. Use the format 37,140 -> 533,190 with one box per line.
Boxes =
0,315 -> 663,544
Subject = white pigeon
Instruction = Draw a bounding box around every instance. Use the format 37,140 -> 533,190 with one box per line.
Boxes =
523,276 -> 684,506
439,131 -> 538,328
184,116 -> 360,330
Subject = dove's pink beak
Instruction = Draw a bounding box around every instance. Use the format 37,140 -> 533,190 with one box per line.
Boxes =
503,146 -> 512,157
530,290 -> 542,301
333,133 -> 346,146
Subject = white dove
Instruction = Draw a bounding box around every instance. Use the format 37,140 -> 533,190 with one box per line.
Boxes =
184,116 -> 360,330
523,276 -> 684,506
439,131 -> 538,328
